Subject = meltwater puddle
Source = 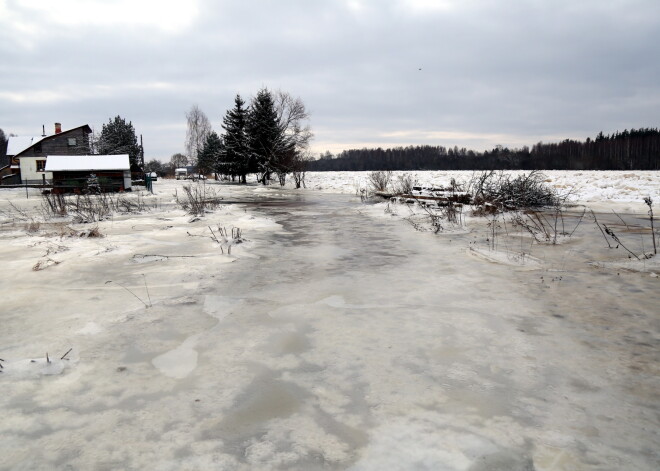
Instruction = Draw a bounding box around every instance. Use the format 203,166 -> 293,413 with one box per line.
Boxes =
152,295 -> 245,379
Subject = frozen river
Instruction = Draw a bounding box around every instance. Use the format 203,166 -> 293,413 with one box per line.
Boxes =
1,182 -> 658,470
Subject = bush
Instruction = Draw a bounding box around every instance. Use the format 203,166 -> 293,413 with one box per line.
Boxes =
368,171 -> 392,193
393,173 -> 415,195
469,171 -> 560,210
41,193 -> 68,217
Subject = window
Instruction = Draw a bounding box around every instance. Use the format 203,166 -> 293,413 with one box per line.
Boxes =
36,160 -> 46,172
68,138 -> 77,146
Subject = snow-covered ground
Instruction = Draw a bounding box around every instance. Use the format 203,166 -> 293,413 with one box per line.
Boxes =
0,172 -> 658,470
303,170 -> 659,207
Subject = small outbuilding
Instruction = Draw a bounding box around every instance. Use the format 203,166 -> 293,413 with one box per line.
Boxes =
45,155 -> 131,193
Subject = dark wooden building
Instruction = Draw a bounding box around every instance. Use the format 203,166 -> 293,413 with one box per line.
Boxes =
46,155 -> 132,193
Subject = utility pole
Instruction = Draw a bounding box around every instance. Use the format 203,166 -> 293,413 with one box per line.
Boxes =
140,134 -> 145,169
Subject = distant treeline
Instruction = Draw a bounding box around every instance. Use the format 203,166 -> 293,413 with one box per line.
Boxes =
308,128 -> 660,171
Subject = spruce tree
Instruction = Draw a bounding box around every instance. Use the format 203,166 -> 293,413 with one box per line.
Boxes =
197,131 -> 223,176
98,116 -> 142,169
221,94 -> 251,183
0,128 -> 7,163
247,88 -> 282,184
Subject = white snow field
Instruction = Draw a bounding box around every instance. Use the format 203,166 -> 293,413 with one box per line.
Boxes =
304,170 -> 659,209
0,171 -> 659,470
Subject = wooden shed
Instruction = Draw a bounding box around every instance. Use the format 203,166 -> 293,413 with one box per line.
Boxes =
45,155 -> 131,193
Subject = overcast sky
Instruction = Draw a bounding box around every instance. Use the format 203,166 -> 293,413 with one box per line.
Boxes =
1,0 -> 658,161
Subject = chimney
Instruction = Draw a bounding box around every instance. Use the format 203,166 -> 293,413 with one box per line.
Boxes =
55,122 -> 62,134
42,125 -> 46,137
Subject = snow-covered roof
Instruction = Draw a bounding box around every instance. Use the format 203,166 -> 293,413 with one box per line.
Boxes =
7,136 -> 45,156
45,155 -> 130,172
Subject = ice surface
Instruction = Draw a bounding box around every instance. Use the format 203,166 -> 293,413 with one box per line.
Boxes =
468,246 -> 543,269
0,174 -> 659,470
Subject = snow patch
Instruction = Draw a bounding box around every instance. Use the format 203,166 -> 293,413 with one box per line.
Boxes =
203,295 -> 243,320
76,322 -> 102,335
591,254 -> 659,273
351,419 -> 501,471
152,334 -> 200,379
2,352 -> 77,378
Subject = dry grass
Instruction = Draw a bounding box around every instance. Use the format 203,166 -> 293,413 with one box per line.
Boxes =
41,192 -> 149,223
175,184 -> 222,216
25,221 -> 41,233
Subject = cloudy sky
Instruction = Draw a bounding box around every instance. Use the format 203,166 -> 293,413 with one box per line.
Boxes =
1,0 -> 658,161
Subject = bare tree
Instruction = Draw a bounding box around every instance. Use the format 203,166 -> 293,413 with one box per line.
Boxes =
185,105 -> 212,168
275,90 -> 313,152
144,159 -> 164,174
291,150 -> 313,189
272,90 -> 313,186
170,152 -> 188,168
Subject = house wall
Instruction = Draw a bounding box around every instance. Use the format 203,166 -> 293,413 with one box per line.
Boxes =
20,157 -> 53,184
15,128 -> 91,184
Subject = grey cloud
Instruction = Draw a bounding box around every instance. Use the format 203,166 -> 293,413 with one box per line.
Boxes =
1,0 -> 658,159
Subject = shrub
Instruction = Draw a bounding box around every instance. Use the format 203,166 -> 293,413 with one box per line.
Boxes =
393,173 -> 415,195
367,171 -> 392,193
175,184 -> 222,216
41,192 -> 149,223
469,171 -> 560,211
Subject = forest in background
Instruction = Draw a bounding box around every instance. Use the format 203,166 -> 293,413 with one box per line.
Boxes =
309,128 -> 660,171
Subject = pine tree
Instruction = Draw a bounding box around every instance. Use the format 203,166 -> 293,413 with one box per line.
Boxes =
220,94 -> 251,183
98,116 -> 142,169
247,88 -> 282,184
197,131 -> 223,176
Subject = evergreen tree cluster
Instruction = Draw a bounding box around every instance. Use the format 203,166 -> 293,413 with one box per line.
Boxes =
308,128 -> 660,171
197,88 -> 312,186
